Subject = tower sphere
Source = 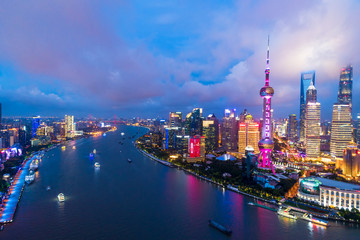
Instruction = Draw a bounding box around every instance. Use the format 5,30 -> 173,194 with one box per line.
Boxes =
258,138 -> 274,150
260,86 -> 274,98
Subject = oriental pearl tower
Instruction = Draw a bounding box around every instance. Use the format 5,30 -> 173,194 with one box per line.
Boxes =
257,37 -> 275,174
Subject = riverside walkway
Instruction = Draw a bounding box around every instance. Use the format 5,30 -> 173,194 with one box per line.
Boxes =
0,155 -> 35,223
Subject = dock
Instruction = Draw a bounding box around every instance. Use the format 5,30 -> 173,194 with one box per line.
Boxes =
0,155 -> 37,223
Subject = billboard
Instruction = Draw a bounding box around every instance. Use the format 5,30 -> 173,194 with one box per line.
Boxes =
189,137 -> 200,157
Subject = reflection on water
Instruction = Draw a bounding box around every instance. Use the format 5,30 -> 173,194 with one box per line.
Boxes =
1,126 -> 360,240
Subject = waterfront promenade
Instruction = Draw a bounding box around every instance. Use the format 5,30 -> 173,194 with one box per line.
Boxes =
0,155 -> 37,223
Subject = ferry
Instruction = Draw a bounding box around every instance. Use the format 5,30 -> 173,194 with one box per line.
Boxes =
94,162 -> 101,168
25,170 -> 36,184
58,193 -> 65,202
277,207 -> 297,220
93,149 -> 97,154
121,132 -> 125,136
29,160 -> 39,171
61,146 -> 66,151
128,159 -> 132,163
302,213 -> 328,226
208,220 -> 232,235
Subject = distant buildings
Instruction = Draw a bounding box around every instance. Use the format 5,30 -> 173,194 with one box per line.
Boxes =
287,114 -> 298,142
221,108 -> 238,151
238,114 -> 260,154
300,71 -> 316,142
305,82 -> 321,160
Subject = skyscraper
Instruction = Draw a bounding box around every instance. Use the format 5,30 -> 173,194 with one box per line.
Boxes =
65,115 -> 75,138
202,114 -> 219,153
238,114 -> 260,154
330,104 -> 352,159
305,82 -> 321,159
257,37 -> 275,174
300,71 -> 316,142
32,116 -> 41,138
169,112 -> 182,128
185,108 -> 203,136
221,108 -> 238,151
337,65 -> 353,111
287,114 -> 298,142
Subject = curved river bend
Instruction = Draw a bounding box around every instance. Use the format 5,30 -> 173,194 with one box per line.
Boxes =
1,126 -> 360,240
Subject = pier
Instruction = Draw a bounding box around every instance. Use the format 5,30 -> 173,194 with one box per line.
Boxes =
0,155 -> 37,224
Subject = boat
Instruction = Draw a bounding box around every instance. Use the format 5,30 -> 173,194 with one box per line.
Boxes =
128,159 -> 132,163
93,149 -> 97,154
277,207 -> 297,220
94,162 -> 101,168
72,146 -> 76,150
29,160 -> 39,171
25,170 -> 36,184
61,146 -> 66,151
208,220 -> 232,235
103,133 -> 107,137
89,153 -> 94,158
46,186 -> 51,191
301,213 -> 328,226
58,193 -> 65,202
121,132 -> 125,136
248,202 -> 255,206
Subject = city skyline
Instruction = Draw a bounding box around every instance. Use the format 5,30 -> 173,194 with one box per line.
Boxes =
0,1 -> 359,119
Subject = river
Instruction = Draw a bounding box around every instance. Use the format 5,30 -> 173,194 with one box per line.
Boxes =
1,125 -> 360,239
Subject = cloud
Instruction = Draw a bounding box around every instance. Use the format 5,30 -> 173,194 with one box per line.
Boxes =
0,0 -> 359,118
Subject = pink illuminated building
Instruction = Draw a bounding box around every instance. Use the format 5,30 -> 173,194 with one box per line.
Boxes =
257,37 -> 275,174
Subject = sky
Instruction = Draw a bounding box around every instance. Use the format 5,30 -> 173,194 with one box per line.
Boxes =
0,0 -> 359,120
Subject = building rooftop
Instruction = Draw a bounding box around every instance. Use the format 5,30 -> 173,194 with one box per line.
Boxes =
308,177 -> 360,191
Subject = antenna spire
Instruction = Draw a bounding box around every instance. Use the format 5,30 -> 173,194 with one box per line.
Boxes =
265,35 -> 270,86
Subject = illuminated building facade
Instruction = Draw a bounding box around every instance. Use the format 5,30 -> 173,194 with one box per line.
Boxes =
305,83 -> 321,159
336,143 -> 360,178
337,65 -> 353,111
169,112 -> 182,128
32,116 -> 41,138
298,177 -> 360,211
330,104 -> 352,159
202,114 -> 219,153
221,108 -> 238,151
257,38 -> 275,174
65,115 -> 75,138
299,71 -> 316,142
238,114 -> 260,154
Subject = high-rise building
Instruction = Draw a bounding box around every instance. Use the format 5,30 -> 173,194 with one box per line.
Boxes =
169,112 -> 182,127
32,116 -> 41,138
337,142 -> 360,178
337,65 -> 353,111
330,104 -> 352,159
238,114 -> 260,154
221,108 -> 238,151
356,113 -> 360,144
65,115 -> 75,138
257,38 -> 275,174
0,103 -> 2,129
300,71 -> 316,142
164,127 -> 178,150
287,114 -> 298,142
305,83 -> 321,160
185,108 -> 203,136
202,114 -> 219,153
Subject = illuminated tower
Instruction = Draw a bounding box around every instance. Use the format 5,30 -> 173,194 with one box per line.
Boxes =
337,65 -> 353,112
257,37 -> 275,174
